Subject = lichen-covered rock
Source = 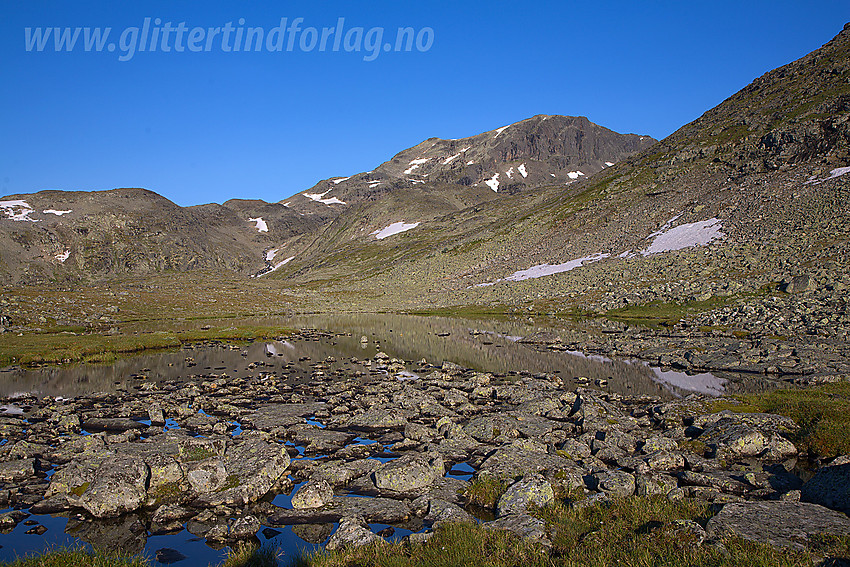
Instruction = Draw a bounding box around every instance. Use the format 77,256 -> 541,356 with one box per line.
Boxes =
706,501 -> 850,551
635,473 -> 678,497
325,515 -> 382,551
80,455 -> 150,518
187,458 -> 228,493
0,458 -> 36,482
291,479 -> 334,509
593,470 -> 635,497
373,451 -> 443,493
349,407 -> 408,431
496,475 -> 555,517
485,514 -> 550,545
194,438 -> 290,507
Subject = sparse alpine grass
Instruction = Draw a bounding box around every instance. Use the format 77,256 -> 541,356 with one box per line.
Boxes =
294,496 -> 850,567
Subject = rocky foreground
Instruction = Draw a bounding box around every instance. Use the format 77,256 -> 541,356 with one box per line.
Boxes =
0,333 -> 847,556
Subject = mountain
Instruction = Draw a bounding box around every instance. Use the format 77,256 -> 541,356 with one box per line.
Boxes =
260,23 -> 850,314
0,189 -> 323,284
0,115 -> 654,284
283,115 -> 655,216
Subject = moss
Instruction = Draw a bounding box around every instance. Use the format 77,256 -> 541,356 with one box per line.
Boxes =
148,482 -> 182,506
179,446 -> 217,462
69,482 -> 90,497
218,474 -> 241,492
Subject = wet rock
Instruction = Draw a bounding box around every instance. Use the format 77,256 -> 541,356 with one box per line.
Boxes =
706,501 -> 850,551
801,459 -> 850,514
496,474 -> 555,517
291,480 -> 334,509
81,418 -> 146,433
155,548 -> 187,565
79,455 -> 150,518
373,451 -> 444,493
325,515 -> 382,551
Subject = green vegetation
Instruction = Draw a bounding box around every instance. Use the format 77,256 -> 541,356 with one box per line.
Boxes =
605,297 -> 731,328
0,325 -> 294,367
295,496 -> 850,567
0,543 -> 279,567
461,476 -> 509,508
713,382 -> 850,458
0,548 -> 148,567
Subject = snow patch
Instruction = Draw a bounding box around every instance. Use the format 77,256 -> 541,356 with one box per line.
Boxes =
259,255 -> 295,276
404,158 -> 430,175
265,248 -> 279,262
474,254 -> 609,287
55,250 -> 70,263
493,125 -> 510,137
368,181 -> 383,188
518,164 -> 528,178
504,254 -> 609,281
332,176 -> 350,184
442,148 -> 469,165
304,190 -> 346,206
43,209 -> 72,216
466,160 -> 475,165
605,161 -> 615,167
642,218 -> 724,255
484,173 -> 500,192
567,171 -> 585,180
372,221 -> 420,240
826,166 -> 850,180
248,217 -> 268,232
0,200 -> 37,222
506,167 -> 515,179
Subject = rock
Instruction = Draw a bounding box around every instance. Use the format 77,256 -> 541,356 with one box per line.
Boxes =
291,480 -> 334,509
706,501 -> 850,551
373,451 -> 444,493
635,473 -> 678,497
187,458 -> 228,493
268,496 -> 411,525
699,414 -> 796,460
80,455 -> 150,518
65,514 -> 148,554
496,474 -> 555,517
485,514 -> 550,545
801,460 -> 850,514
325,515 -> 382,551
148,404 -> 166,426
350,408 -> 408,431
194,438 -> 290,507
0,458 -> 36,481
592,470 -> 635,498
81,418 -> 146,433
229,515 -> 261,539
782,275 -> 816,293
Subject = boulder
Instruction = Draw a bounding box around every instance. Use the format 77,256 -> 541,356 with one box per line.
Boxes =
79,455 -> 150,518
291,480 -> 334,509
325,516 -> 382,551
706,501 -> 850,551
496,475 -> 555,517
373,451 -> 444,493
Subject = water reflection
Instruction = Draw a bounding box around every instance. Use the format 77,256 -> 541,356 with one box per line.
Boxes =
0,313 -> 730,399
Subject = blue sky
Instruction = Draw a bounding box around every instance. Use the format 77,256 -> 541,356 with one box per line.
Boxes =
1,1 -> 848,206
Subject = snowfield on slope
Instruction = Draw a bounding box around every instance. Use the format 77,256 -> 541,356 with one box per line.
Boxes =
0,200 -> 37,222
475,253 -> 609,287
372,221 -> 420,240
249,217 -> 268,232
642,218 -> 724,255
304,190 -> 346,206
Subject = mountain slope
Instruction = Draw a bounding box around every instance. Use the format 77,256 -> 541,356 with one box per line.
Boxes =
282,115 -> 656,216
266,23 -> 850,317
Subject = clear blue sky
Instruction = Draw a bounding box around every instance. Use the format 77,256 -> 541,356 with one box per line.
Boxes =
1,1 -> 848,206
